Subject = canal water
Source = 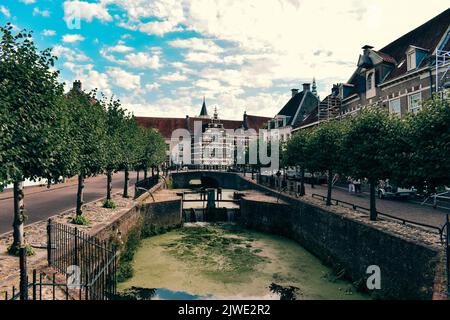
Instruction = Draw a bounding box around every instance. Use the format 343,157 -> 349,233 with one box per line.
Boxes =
118,223 -> 368,300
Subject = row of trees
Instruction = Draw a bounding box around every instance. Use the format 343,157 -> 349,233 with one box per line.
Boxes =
0,24 -> 166,254
282,95 -> 449,221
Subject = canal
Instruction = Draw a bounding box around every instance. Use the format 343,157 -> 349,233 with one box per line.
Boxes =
118,222 -> 369,300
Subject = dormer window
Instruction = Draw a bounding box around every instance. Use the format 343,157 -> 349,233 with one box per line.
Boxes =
406,48 -> 417,71
367,72 -> 374,90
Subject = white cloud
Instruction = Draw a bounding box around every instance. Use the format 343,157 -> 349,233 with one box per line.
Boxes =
100,45 -> 162,69
63,1 -> 112,23
145,82 -> 161,91
33,7 -> 51,17
0,5 -> 10,17
20,0 -> 36,4
62,34 -> 85,43
108,43 -> 134,53
42,29 -> 56,36
160,72 -> 188,82
106,67 -> 141,91
63,63 -> 111,96
184,51 -> 222,64
52,45 -> 90,62
169,38 -> 223,53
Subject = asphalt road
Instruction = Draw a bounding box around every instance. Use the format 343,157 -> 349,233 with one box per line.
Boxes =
0,171 -> 136,235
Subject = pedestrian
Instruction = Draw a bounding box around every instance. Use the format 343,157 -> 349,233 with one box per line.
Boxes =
354,179 -> 361,194
347,177 -> 354,193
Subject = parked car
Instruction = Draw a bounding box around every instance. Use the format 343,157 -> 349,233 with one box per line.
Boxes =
377,180 -> 416,199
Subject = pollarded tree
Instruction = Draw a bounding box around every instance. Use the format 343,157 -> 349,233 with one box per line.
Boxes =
284,129 -> 311,196
65,85 -> 107,220
118,115 -> 142,198
137,128 -> 166,179
405,94 -> 450,194
103,96 -> 127,207
305,120 -> 343,205
0,24 -> 66,253
341,107 -> 404,221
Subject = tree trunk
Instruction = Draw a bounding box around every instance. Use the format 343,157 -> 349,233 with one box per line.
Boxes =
326,170 -> 333,206
311,173 -> 315,189
123,168 -> 129,198
136,170 -> 140,182
106,170 -> 112,200
152,167 -> 155,177
300,168 -> 305,196
370,181 -> 377,221
12,180 -> 25,250
76,174 -> 84,216
144,167 -> 148,180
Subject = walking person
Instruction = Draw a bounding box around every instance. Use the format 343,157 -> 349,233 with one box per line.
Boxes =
354,178 -> 362,194
347,177 -> 355,194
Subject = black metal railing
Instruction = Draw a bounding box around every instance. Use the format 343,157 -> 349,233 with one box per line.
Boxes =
47,220 -> 117,300
134,175 -> 159,198
311,193 -> 444,236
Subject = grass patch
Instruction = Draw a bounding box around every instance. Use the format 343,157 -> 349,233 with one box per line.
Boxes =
7,243 -> 35,256
71,215 -> 91,226
103,199 -> 117,209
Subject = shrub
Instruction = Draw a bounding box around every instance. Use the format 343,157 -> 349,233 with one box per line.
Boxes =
7,243 -> 35,257
103,199 -> 117,209
71,215 -> 91,226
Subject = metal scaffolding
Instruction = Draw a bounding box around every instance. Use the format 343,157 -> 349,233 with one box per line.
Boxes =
318,95 -> 342,122
436,49 -> 450,96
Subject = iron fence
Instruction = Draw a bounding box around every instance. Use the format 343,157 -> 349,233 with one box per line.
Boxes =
47,220 -> 117,300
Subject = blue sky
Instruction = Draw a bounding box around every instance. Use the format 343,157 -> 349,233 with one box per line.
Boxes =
0,0 -> 448,119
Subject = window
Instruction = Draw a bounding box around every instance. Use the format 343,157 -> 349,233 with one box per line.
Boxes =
389,98 -> 401,115
407,51 -> 416,71
408,92 -> 422,113
367,72 -> 374,90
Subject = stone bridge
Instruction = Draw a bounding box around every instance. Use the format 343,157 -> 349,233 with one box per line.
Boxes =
170,171 -> 255,190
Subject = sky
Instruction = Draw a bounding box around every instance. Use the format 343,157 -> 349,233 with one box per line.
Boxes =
0,0 -> 448,120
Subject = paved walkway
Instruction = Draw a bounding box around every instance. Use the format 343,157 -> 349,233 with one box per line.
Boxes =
302,183 -> 449,228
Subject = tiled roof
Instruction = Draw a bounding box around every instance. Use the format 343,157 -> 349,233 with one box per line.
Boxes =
136,114 -> 270,139
379,8 -> 450,81
277,92 -> 305,120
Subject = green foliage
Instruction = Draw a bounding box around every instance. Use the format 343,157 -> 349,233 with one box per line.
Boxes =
7,244 -> 35,257
403,95 -> 450,192
340,107 -> 404,182
71,215 -> 91,226
283,129 -> 311,168
103,199 -> 117,209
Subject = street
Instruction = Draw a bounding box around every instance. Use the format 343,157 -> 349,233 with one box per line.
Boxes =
0,171 -> 137,235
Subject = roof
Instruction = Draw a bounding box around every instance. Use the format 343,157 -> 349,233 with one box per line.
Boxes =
379,8 -> 450,82
136,114 -> 270,139
199,98 -> 208,116
277,92 -> 305,120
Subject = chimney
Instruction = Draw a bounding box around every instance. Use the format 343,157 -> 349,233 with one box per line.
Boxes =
302,83 -> 311,92
185,115 -> 190,133
72,80 -> 82,92
291,88 -> 299,97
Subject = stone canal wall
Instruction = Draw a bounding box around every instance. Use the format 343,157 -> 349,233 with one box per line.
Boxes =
92,180 -> 182,244
239,195 -> 444,300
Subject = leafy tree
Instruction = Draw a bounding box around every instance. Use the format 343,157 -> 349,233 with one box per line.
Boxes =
118,115 -> 142,198
64,85 -> 107,217
341,108 -> 403,220
0,24 -> 65,252
404,95 -> 450,194
103,96 -> 125,205
305,120 -> 343,205
283,129 -> 311,196
137,128 -> 166,180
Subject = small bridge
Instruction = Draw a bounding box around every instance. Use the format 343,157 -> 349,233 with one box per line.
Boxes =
170,171 -> 255,190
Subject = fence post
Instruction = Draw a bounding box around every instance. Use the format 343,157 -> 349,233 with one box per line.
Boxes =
47,218 -> 52,266
446,214 -> 449,297
74,227 -> 79,267
19,247 -> 28,300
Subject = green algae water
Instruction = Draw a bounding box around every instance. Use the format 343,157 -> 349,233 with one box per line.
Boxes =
118,223 -> 369,300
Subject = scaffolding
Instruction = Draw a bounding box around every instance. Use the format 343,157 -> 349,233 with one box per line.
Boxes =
436,49 -> 450,98
318,95 -> 342,122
